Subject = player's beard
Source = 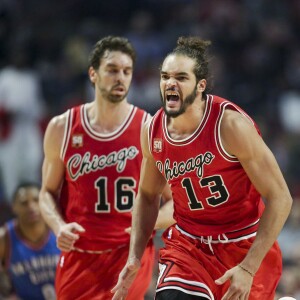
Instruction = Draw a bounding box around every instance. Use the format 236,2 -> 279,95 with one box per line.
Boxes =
161,86 -> 197,118
99,85 -> 128,103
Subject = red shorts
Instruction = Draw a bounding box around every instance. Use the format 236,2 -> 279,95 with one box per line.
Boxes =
156,224 -> 282,300
56,240 -> 155,300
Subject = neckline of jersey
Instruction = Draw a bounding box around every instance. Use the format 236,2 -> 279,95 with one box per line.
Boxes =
81,103 -> 136,140
162,94 -> 212,145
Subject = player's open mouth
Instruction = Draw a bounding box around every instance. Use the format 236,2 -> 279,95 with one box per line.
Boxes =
166,92 -> 180,102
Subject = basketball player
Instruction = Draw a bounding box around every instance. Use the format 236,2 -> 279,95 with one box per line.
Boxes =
39,36 -> 173,300
0,182 -> 60,300
112,36 -> 292,300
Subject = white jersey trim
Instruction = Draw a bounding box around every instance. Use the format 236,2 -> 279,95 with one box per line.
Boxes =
162,95 -> 212,146
148,111 -> 160,154
81,104 -> 136,141
142,112 -> 152,154
143,112 -> 152,123
156,287 -> 212,300
157,277 -> 214,300
215,100 -> 255,162
175,224 -> 257,244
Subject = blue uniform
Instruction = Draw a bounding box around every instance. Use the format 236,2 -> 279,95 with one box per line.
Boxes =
5,220 -> 60,300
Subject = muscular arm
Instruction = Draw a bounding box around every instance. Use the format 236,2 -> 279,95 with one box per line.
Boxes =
221,110 -> 292,274
154,185 -> 175,231
39,114 -> 84,251
39,115 -> 66,236
125,183 -> 174,234
215,110 -> 292,300
129,121 -> 168,260
111,121 -> 168,300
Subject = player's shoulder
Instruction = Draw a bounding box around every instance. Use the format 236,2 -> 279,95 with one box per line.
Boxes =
43,111 -> 71,151
221,109 -> 253,136
220,108 -> 259,155
210,94 -> 252,124
45,111 -> 70,141
141,117 -> 152,138
49,111 -> 69,130
223,107 -> 253,128
132,105 -> 151,120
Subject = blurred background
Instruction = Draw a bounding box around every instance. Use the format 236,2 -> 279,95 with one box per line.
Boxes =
0,0 -> 299,298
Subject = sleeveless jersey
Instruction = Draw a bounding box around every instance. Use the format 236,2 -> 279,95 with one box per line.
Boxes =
60,104 -> 150,251
149,95 -> 265,236
5,220 -> 60,300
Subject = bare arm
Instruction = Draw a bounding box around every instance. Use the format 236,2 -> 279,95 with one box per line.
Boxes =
0,227 -> 12,296
112,120 -> 167,299
39,114 -> 84,251
125,184 -> 175,233
216,110 -> 292,298
222,110 -> 292,272
154,185 -> 175,230
39,115 -> 66,235
129,121 -> 168,260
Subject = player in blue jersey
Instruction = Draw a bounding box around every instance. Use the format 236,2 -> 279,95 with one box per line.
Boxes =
0,182 -> 60,300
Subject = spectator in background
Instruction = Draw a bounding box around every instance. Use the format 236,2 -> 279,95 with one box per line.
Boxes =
0,40 -> 45,202
0,182 -> 60,300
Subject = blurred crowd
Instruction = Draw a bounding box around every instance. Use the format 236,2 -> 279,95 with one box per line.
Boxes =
0,0 -> 299,298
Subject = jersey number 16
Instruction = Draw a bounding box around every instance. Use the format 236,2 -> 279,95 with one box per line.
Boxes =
94,177 -> 136,213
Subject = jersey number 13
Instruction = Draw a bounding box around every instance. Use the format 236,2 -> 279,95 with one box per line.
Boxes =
182,175 -> 229,210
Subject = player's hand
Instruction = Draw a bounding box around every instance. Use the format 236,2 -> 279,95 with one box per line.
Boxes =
215,265 -> 253,300
111,257 -> 141,300
56,222 -> 85,252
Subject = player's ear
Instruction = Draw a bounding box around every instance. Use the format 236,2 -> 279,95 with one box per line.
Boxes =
197,79 -> 206,93
89,67 -> 97,83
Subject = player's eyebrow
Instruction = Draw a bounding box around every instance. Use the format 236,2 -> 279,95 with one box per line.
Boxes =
160,71 -> 189,76
106,63 -> 133,70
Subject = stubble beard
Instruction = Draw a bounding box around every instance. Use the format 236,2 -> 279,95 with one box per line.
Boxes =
107,93 -> 127,103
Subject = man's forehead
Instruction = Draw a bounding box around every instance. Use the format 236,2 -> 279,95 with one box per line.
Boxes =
161,54 -> 195,73
101,50 -> 133,67
16,187 -> 39,200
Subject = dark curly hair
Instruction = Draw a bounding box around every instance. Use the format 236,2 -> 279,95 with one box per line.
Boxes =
12,182 -> 40,203
88,36 -> 136,70
170,36 -> 213,95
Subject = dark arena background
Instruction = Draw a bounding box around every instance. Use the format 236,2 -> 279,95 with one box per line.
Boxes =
0,0 -> 299,298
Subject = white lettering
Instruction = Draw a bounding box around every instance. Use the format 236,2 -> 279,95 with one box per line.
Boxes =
67,146 -> 139,180
156,151 -> 215,180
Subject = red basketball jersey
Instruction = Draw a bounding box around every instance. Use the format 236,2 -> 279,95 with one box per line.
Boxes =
60,104 -> 150,251
149,95 -> 265,236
